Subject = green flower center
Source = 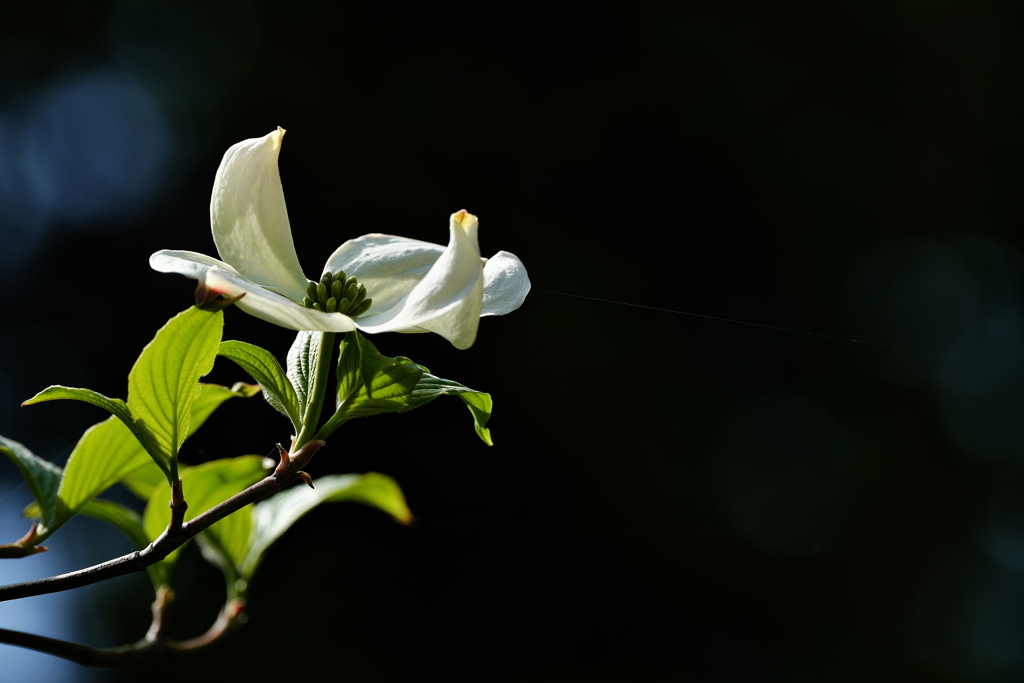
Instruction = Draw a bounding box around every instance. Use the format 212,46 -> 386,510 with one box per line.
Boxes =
302,270 -> 373,317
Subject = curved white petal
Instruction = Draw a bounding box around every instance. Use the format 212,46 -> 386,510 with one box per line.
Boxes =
211,128 -> 309,300
323,235 -> 445,312
205,268 -> 357,333
481,251 -> 530,316
150,250 -> 239,280
346,211 -> 485,349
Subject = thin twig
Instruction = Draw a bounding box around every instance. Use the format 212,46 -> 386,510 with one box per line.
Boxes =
0,597 -> 246,666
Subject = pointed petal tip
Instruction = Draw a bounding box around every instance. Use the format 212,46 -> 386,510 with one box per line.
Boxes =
451,209 -> 478,228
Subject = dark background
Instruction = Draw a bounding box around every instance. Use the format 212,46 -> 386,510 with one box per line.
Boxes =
2,1 -> 1024,681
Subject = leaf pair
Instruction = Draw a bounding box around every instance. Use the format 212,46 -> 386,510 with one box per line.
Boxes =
200,470 -> 412,595
133,456 -> 411,597
219,329 -> 494,445
320,329 -> 494,445
22,306 -> 226,481
0,383 -> 257,558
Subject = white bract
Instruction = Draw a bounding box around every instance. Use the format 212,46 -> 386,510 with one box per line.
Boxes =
151,128 -> 529,349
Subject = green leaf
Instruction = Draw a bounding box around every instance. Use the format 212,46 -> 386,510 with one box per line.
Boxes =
127,307 -> 224,476
318,332 -> 492,444
286,330 -> 321,418
316,331 -> 424,438
21,386 -> 159,460
119,382 -> 256,501
218,341 -> 302,431
22,385 -> 167,477
339,329 -> 422,406
410,375 -> 494,446
22,386 -> 133,423
58,417 -> 151,524
142,456 -> 267,570
22,308 -> 225,480
334,328 -> 364,407
0,435 -> 61,529
239,472 -> 411,581
76,499 -> 169,588
52,382 -> 260,534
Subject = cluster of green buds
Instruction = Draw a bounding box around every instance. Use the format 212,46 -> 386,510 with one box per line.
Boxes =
303,270 -> 373,317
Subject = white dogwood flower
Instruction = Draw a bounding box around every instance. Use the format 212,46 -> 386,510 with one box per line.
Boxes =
151,128 -> 529,349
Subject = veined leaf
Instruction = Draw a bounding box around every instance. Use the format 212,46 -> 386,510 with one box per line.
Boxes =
286,330 -> 321,418
218,341 -> 301,431
316,331 -> 423,438
20,387 -> 164,472
58,417 -> 151,524
127,306 -> 223,475
59,382 -> 258,523
117,383 -> 256,501
319,331 -> 492,444
22,307 -> 225,479
410,375 -> 493,446
22,386 -> 133,424
238,472 -> 412,582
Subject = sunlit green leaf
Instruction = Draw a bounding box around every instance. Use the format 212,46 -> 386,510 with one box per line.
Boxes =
218,341 -> 301,431
19,387 -> 161,470
117,383 -> 256,501
127,306 -> 224,475
21,386 -> 133,424
22,308 -> 225,480
46,382 -> 260,538
58,417 -> 150,523
239,472 -> 411,582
